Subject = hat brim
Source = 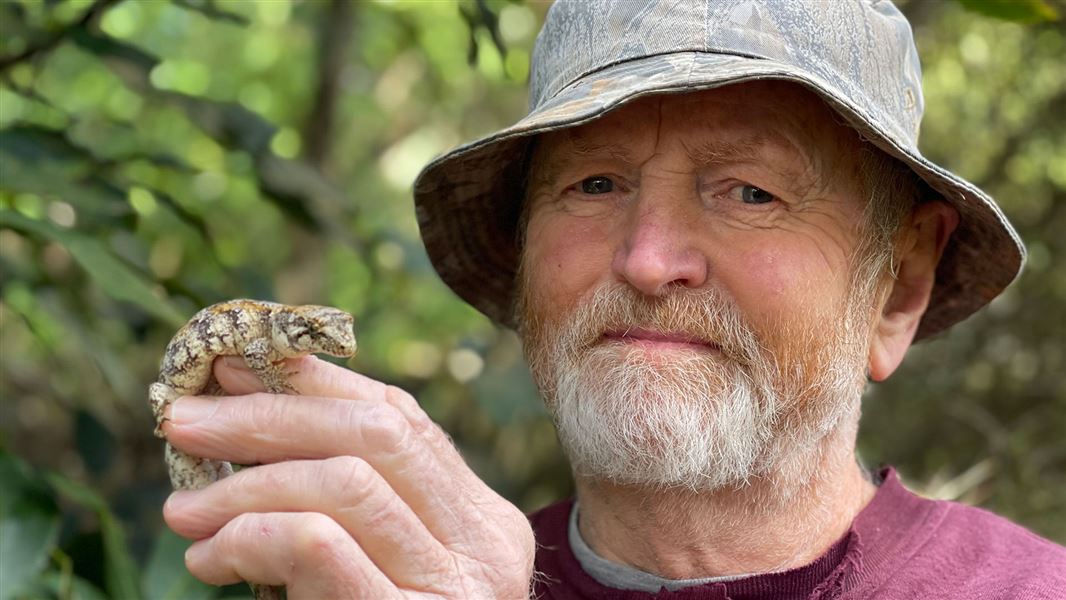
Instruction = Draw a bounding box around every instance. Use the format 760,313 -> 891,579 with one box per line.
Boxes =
414,52 -> 1025,340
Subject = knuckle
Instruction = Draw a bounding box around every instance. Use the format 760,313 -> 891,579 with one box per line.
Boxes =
248,462 -> 292,492
324,456 -> 377,502
293,513 -> 348,564
383,385 -> 435,435
383,384 -> 416,411
354,401 -> 411,453
480,503 -> 537,569
215,512 -> 262,554
385,385 -> 457,453
322,457 -> 414,534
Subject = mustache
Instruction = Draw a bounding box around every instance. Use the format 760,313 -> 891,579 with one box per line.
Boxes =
541,283 -> 764,367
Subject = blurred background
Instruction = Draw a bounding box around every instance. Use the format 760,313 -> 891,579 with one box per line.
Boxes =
1,0 -> 1063,597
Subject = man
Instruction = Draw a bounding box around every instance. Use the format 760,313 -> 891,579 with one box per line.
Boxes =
161,1 -> 1065,598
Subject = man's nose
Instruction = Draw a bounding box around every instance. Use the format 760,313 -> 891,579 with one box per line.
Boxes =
611,196 -> 709,296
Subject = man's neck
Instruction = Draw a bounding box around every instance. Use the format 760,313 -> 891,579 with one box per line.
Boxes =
573,431 -> 877,580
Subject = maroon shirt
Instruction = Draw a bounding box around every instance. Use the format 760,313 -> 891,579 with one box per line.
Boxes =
529,469 -> 1066,599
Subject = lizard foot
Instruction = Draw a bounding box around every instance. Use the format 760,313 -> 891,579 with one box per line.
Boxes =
149,382 -> 179,438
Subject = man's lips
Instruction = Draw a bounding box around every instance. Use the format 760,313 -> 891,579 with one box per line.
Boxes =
601,328 -> 719,351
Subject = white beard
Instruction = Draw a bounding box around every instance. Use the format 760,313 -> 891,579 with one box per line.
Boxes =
551,344 -> 772,490
521,283 -> 867,493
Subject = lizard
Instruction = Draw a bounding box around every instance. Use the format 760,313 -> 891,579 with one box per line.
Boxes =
149,299 -> 357,600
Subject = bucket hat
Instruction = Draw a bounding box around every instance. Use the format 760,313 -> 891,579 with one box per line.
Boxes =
413,0 -> 1025,340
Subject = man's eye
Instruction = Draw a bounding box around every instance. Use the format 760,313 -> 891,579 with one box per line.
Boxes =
739,185 -> 776,204
580,176 -> 614,194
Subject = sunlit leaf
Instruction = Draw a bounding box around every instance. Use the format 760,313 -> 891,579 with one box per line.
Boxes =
0,209 -> 186,327
0,125 -> 133,226
956,0 -> 1059,22
69,29 -> 353,232
172,0 -> 250,26
3,282 -> 64,350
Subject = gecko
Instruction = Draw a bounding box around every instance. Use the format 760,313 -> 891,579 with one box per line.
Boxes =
149,299 -> 357,600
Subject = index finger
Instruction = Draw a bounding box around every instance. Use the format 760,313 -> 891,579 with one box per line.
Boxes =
166,392 -> 514,553
211,354 -> 466,488
214,355 -> 388,402
188,356 -> 534,562
205,351 -> 514,528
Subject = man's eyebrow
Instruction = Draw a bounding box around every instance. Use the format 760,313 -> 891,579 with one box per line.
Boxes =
568,137 -> 635,163
683,134 -> 825,195
682,133 -> 801,165
528,137 -> 635,189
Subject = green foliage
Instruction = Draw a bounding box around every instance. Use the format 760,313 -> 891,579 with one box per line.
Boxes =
44,472 -> 141,599
957,0 -> 1059,23
860,0 -> 1066,540
1,0 -> 557,593
0,209 -> 186,327
0,0 -> 1062,594
0,449 -> 213,600
0,451 -> 61,600
142,530 -> 215,600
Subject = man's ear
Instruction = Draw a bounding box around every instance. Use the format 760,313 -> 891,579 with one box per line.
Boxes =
868,201 -> 959,381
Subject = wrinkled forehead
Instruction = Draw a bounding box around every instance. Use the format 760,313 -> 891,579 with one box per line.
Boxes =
530,82 -> 864,191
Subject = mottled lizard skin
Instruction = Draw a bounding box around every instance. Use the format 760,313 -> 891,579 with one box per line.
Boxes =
150,299 -> 356,600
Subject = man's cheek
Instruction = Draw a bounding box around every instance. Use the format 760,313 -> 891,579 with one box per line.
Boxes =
720,244 -> 836,329
528,222 -> 611,306
726,245 -> 795,299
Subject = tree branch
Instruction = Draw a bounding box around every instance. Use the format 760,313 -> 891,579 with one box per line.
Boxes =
302,0 -> 354,170
172,0 -> 250,26
0,0 -> 123,73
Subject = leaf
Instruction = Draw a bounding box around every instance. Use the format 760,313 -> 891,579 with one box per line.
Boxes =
0,125 -> 133,227
43,469 -> 107,510
24,571 -> 111,600
35,291 -> 141,400
46,473 -> 142,600
144,529 -> 218,600
0,124 -> 209,237
68,30 -> 357,237
0,450 -> 61,600
956,0 -> 1059,23
75,410 -> 116,477
172,0 -> 251,26
97,512 -> 142,600
0,125 -> 86,167
0,209 -> 187,327
2,282 -> 64,351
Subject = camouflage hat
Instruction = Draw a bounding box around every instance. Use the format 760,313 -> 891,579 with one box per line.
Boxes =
413,0 -> 1025,340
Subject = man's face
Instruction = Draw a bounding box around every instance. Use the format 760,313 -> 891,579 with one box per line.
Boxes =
517,82 -> 881,491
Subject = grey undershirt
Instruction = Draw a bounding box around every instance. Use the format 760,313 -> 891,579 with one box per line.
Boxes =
568,501 -> 757,592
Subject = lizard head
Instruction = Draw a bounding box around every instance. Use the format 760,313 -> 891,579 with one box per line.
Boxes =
271,305 -> 357,358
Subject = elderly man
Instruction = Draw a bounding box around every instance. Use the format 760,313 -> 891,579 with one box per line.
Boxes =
161,1 -> 1065,598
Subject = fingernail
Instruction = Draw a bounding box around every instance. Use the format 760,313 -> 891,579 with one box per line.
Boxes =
171,397 -> 219,425
219,356 -> 263,391
221,356 -> 249,370
164,490 -> 196,512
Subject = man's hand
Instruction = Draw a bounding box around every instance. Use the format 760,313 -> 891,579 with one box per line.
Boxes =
161,356 -> 536,599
